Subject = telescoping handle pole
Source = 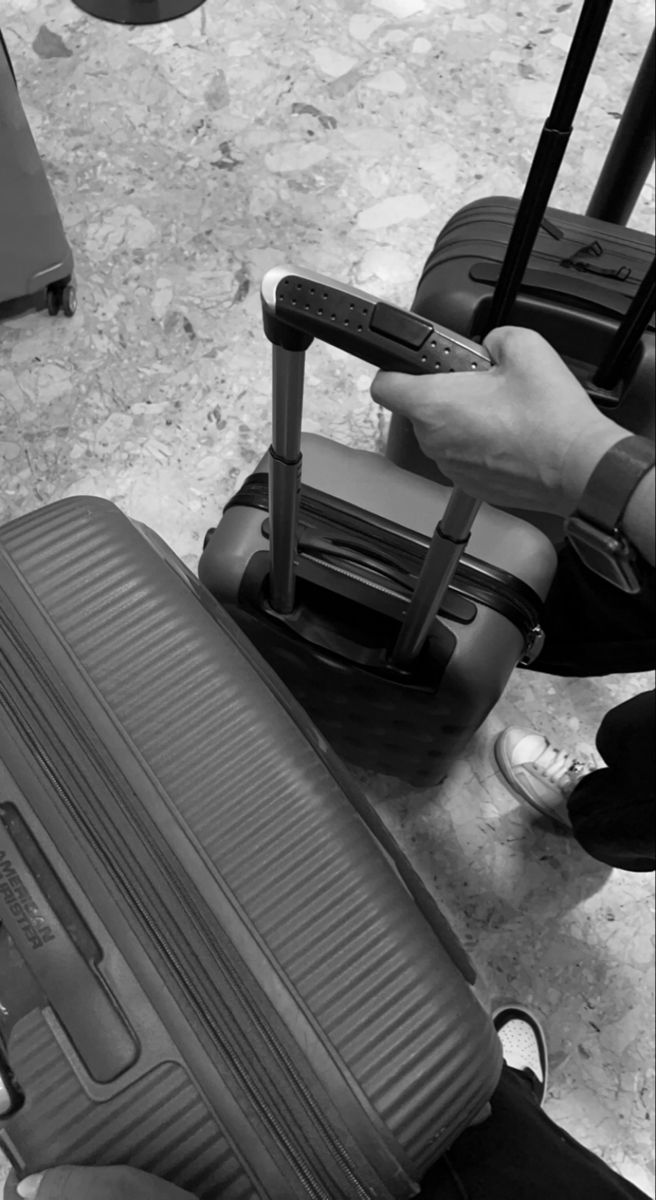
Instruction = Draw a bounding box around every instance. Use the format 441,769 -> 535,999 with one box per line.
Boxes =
483,0 -> 614,334
260,267 -> 493,659
586,29 -> 656,226
592,258 -> 656,390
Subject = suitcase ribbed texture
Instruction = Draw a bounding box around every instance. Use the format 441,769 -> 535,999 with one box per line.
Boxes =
1,498 -> 502,1194
8,1011 -> 252,1199
426,198 -> 655,307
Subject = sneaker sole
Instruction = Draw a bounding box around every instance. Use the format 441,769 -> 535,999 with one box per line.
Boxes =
492,1004 -> 549,1103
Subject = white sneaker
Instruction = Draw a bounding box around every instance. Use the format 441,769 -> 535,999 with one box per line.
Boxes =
494,726 -> 599,829
493,1005 -> 549,1105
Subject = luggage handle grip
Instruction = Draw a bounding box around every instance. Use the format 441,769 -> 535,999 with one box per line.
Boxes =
261,266 -> 493,664
0,807 -> 138,1085
261,267 -> 493,374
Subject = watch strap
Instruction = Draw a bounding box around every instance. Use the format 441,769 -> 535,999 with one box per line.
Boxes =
576,435 -> 655,532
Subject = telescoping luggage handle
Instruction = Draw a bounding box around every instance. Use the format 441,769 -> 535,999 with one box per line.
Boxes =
469,0 -> 655,396
261,266 -> 493,668
593,257 -> 656,390
484,0 -> 614,333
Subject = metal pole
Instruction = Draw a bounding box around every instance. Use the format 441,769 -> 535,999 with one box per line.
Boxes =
390,491 -> 480,667
586,30 -> 656,226
484,0 -> 614,333
593,259 -> 656,388
268,345 -> 305,613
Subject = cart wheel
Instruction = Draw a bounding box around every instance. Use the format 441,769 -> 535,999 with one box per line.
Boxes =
62,285 -> 77,318
47,288 -> 61,316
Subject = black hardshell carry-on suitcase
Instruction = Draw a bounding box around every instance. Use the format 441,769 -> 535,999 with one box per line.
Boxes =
0,496 -> 502,1199
199,267 -> 557,787
385,1 -> 655,510
0,31 -> 76,317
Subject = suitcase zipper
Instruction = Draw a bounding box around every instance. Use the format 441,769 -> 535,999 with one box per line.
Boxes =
0,612 -> 382,1200
433,207 -> 650,269
425,231 -> 645,291
225,475 -> 545,664
437,201 -> 653,262
424,204 -> 652,305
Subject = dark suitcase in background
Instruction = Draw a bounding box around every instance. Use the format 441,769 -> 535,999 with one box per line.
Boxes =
385,202 -> 655,510
0,30 -> 76,317
407,198 -> 654,429
385,1 -> 655,534
0,497 -> 502,1199
199,267 -> 557,787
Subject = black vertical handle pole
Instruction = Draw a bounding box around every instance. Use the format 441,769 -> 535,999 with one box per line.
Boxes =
389,491 -> 481,668
269,345 -> 306,613
484,0 -> 614,334
592,259 -> 656,389
586,30 -> 655,226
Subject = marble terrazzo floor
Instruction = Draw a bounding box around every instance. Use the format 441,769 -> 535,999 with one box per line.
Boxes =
0,0 -> 654,1194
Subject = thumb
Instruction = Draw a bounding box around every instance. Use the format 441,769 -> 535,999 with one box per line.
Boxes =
9,1165 -> 197,1200
370,368 -> 460,418
482,324 -> 566,376
15,1167 -> 77,1199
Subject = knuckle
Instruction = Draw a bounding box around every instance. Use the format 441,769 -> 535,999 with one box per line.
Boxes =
502,325 -> 544,352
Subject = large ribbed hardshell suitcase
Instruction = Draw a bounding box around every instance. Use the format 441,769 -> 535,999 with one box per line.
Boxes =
199,268 -> 557,787
0,497 -> 502,1200
0,31 -> 75,317
385,1 -> 655,530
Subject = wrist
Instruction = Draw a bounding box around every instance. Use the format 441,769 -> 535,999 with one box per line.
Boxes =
559,417 -> 628,516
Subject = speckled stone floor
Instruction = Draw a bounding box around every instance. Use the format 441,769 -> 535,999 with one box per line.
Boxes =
1,0 -> 654,1195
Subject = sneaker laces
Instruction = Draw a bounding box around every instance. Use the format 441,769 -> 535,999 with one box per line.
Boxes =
532,742 -> 595,797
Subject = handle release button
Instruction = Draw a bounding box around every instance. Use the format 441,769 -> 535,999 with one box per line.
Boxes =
370,302 -> 433,350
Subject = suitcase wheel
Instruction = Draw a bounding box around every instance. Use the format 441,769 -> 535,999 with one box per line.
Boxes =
47,281 -> 77,318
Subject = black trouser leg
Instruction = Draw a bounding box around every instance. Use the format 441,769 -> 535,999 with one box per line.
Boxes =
529,544 -> 655,678
523,544 -> 654,870
566,689 -> 655,871
419,1065 -> 651,1200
